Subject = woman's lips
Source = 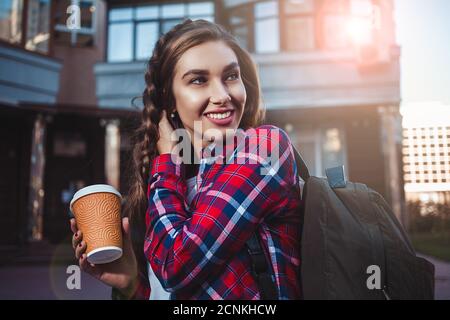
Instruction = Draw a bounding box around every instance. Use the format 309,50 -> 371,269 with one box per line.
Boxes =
204,110 -> 235,126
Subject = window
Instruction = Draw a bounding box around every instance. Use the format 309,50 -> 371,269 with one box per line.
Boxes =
226,0 -> 361,53
321,127 -> 346,175
0,0 -> 24,45
136,22 -> 158,60
26,0 -> 51,52
290,126 -> 347,178
255,1 -> 279,53
228,0 -> 321,53
107,2 -> 214,62
228,0 -> 281,54
228,4 -> 253,51
108,21 -> 133,61
0,0 -> 51,54
319,0 -> 349,49
283,0 -> 316,51
322,14 -> 348,49
53,0 -> 96,47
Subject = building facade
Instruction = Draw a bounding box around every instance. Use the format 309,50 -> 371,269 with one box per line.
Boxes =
0,0 -> 405,246
402,102 -> 450,206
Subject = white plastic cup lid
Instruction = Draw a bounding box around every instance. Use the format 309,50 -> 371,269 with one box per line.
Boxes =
70,184 -> 122,213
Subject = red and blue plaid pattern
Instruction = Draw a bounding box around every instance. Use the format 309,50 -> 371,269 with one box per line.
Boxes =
140,125 -> 302,300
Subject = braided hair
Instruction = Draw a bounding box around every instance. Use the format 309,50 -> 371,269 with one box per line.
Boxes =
124,19 -> 265,283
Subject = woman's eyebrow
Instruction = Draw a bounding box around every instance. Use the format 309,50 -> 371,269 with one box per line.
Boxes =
181,62 -> 239,80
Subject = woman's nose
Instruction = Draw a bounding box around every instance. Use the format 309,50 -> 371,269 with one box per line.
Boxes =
209,80 -> 231,105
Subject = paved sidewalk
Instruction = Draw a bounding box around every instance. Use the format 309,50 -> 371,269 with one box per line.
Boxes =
0,241 -> 111,299
0,242 -> 448,300
0,264 -> 111,299
417,253 -> 450,300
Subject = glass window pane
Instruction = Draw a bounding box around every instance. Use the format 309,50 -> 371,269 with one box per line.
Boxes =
255,1 -> 278,19
321,128 -> 345,176
255,18 -> 279,53
285,17 -> 315,51
136,22 -> 158,60
108,23 -> 133,62
283,0 -> 315,14
136,5 -> 158,20
0,0 -> 23,44
161,4 -> 185,19
162,19 -> 183,34
323,15 -> 349,49
109,7 -> 133,22
229,5 -> 251,26
232,25 -> 249,51
25,0 -> 50,53
187,2 -> 214,16
350,0 -> 373,16
80,0 -> 95,29
321,0 -> 348,14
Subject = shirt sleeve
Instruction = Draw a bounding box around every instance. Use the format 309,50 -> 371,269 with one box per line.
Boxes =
144,125 -> 296,293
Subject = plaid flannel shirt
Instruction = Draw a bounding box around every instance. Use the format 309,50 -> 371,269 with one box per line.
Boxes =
136,125 -> 302,300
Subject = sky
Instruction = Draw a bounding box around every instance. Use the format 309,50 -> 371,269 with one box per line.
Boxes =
394,0 -> 450,105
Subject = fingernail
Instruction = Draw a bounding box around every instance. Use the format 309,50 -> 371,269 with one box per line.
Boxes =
75,232 -> 78,237
79,243 -> 82,247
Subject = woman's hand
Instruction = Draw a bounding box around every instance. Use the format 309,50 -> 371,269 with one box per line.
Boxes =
157,110 -> 177,155
70,217 -> 139,297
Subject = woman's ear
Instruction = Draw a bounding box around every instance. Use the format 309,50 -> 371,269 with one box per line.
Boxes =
168,108 -> 181,129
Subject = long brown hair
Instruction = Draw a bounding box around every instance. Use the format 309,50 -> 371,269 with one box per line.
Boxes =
124,19 -> 265,280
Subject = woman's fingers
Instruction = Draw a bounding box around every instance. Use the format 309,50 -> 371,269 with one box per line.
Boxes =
79,254 -> 102,279
79,254 -> 93,274
72,231 -> 83,250
70,218 -> 78,234
70,218 -> 81,250
75,240 -> 87,260
122,217 -> 131,240
121,217 -> 134,254
157,109 -> 176,154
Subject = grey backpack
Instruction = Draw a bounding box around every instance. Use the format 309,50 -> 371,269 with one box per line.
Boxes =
247,147 -> 435,300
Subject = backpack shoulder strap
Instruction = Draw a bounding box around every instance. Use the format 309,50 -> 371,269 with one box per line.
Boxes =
292,146 -> 310,182
246,233 -> 278,299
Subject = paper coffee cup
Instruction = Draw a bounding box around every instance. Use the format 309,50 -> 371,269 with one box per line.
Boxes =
70,184 -> 123,264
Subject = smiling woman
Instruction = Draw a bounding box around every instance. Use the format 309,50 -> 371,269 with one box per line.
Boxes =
69,19 -> 302,301
172,41 -> 247,146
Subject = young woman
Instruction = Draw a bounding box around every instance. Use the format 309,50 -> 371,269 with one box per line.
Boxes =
70,19 -> 302,300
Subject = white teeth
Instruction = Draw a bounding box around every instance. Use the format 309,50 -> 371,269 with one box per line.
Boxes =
206,111 -> 231,119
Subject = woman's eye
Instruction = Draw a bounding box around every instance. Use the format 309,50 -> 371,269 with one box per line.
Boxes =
190,77 -> 206,85
189,73 -> 238,85
226,73 -> 239,81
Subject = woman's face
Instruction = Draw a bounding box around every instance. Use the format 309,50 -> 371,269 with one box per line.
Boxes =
171,40 -> 247,148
